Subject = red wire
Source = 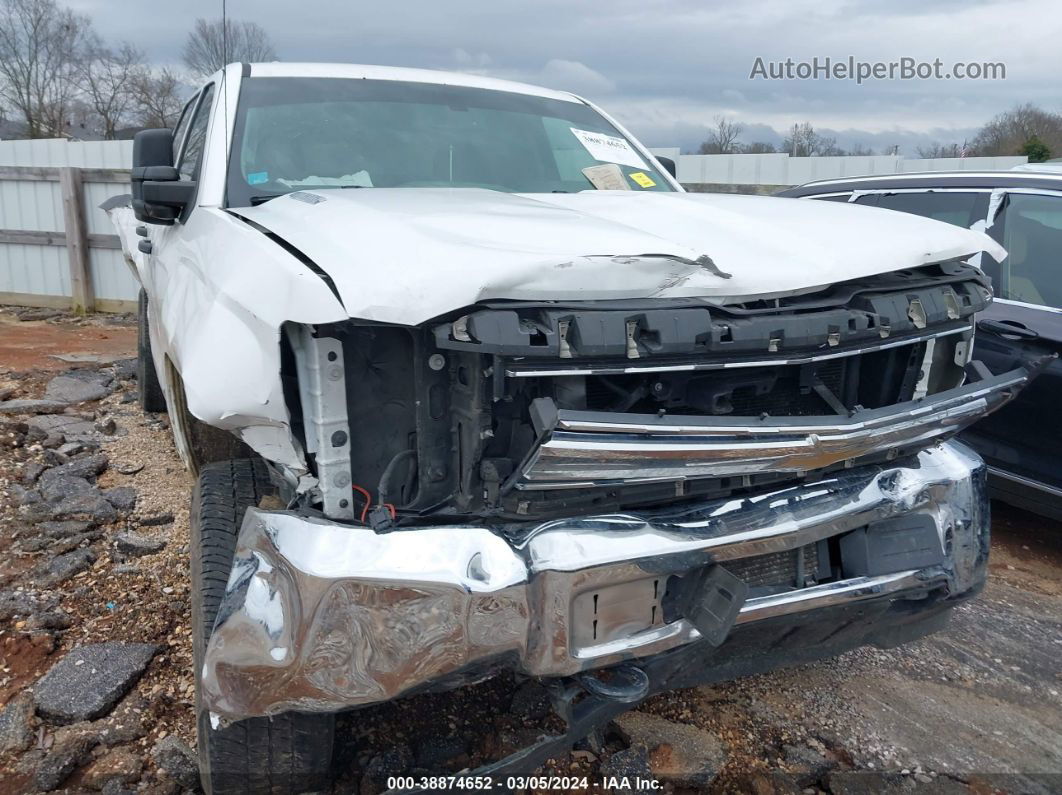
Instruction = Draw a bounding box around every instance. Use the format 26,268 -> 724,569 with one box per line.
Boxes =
351,484 -> 372,523
351,486 -> 397,523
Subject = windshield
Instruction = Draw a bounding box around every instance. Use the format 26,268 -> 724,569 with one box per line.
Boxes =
225,77 -> 673,207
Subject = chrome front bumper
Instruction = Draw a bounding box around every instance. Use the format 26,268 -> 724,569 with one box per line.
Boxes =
201,441 -> 989,720
517,366 -> 1032,489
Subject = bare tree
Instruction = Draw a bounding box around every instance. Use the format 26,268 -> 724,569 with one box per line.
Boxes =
130,66 -> 186,128
970,103 -> 1062,157
77,36 -> 143,138
740,141 -> 776,154
782,122 -> 841,157
182,18 -> 277,76
846,143 -> 874,156
0,0 -> 92,138
698,115 -> 743,154
916,142 -> 963,158
782,123 -> 816,156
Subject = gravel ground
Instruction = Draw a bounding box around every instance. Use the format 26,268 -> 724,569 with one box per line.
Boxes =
1,307 -> 1060,794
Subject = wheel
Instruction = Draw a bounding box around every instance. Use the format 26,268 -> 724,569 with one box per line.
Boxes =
137,289 -> 167,413
168,363 -> 252,475
192,459 -> 335,795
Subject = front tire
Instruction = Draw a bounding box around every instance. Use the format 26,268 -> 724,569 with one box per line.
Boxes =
192,459 -> 335,795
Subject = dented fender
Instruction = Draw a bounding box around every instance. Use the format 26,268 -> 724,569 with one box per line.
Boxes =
108,203 -> 347,474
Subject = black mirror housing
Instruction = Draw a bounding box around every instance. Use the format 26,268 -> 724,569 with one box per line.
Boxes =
131,129 -> 193,225
133,128 -> 174,169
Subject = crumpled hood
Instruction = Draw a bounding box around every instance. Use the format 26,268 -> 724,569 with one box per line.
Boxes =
232,188 -> 1005,326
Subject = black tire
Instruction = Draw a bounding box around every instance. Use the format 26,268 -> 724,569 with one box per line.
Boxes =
137,289 -> 167,413
192,459 -> 335,795
170,364 -> 252,475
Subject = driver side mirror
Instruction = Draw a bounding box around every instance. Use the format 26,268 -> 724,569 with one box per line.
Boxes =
131,129 -> 195,225
656,156 -> 677,179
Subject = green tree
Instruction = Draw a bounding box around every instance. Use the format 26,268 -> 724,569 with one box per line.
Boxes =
1020,135 -> 1051,163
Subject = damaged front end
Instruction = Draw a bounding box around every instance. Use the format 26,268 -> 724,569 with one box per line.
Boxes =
202,260 -> 1042,726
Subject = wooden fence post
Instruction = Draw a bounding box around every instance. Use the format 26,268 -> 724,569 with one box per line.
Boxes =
58,166 -> 94,314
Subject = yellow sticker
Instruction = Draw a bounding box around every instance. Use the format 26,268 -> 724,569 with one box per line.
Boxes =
629,171 -> 656,188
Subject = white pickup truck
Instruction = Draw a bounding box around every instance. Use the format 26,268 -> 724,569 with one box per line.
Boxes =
110,62 -> 1041,794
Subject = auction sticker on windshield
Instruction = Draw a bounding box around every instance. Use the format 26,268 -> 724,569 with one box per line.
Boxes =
570,127 -> 647,169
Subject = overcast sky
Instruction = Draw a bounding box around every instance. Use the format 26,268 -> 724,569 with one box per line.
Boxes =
73,0 -> 1060,154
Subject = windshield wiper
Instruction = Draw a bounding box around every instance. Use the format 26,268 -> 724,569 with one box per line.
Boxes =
250,194 -> 283,205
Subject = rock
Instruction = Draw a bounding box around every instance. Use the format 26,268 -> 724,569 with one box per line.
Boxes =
9,482 -> 41,506
0,385 -> 16,400
38,519 -> 94,538
33,643 -> 158,723
825,771 -> 912,795
510,680 -> 552,721
600,747 -> 653,795
38,474 -> 99,503
41,448 -> 68,466
47,493 -> 117,524
153,735 -> 200,789
102,487 -> 137,512
15,307 -> 62,321
0,692 -> 36,753
42,433 -> 65,449
39,452 -> 109,484
58,441 -> 85,456
613,711 -> 727,789
27,414 -> 98,442
119,391 -> 137,404
21,461 -> 47,485
139,512 -> 174,527
0,399 -> 70,415
39,548 -> 97,586
82,747 -> 143,790
363,744 -> 414,792
110,358 -> 137,381
784,743 -> 836,787
114,531 -> 165,558
44,373 -> 112,404
414,734 -> 469,770
48,529 -> 104,555
35,725 -> 100,790
0,588 -> 58,621
728,770 -> 804,795
95,417 -> 117,435
27,610 -> 74,630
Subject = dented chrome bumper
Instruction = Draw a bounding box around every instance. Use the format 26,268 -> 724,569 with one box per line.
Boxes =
201,441 -> 989,720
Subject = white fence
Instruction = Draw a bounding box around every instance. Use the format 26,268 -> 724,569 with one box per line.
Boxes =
649,149 -> 1029,186
0,139 -> 136,312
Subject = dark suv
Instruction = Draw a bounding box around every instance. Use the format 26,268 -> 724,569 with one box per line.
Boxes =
782,169 -> 1062,519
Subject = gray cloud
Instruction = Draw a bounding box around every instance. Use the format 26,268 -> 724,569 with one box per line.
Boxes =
75,0 -> 1059,154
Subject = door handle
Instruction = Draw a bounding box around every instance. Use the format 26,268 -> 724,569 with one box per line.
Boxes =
978,318 -> 1040,340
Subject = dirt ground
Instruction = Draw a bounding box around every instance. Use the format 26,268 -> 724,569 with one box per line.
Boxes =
1,308 -> 1060,794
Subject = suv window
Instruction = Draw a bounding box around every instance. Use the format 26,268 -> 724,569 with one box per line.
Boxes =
855,190 -> 988,228
171,93 -> 198,164
177,84 -> 215,181
988,192 -> 1062,309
